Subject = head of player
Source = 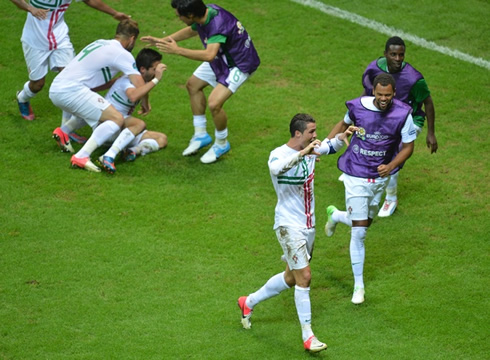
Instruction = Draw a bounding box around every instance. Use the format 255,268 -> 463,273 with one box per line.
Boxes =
384,36 -> 406,73
372,73 -> 396,111
135,48 -> 163,82
171,0 -> 207,25
115,19 -> 140,52
289,113 -> 318,150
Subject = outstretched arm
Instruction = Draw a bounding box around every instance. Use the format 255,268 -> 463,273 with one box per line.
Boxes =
423,95 -> 438,153
83,0 -> 130,21
140,27 -> 197,47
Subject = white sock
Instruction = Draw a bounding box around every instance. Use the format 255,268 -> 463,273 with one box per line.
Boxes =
138,139 -> 160,156
17,81 -> 35,102
193,115 -> 207,135
246,271 -> 289,309
350,226 -> 367,289
386,173 -> 398,201
75,121 -> 120,158
215,128 -> 228,147
332,210 -> 352,226
61,111 -> 73,126
104,128 -> 135,158
61,116 -> 86,134
294,285 -> 313,341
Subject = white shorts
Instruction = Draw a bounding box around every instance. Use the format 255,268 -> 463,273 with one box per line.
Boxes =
22,41 -> 75,81
343,174 -> 390,220
49,87 -> 110,127
275,226 -> 315,270
193,62 -> 250,93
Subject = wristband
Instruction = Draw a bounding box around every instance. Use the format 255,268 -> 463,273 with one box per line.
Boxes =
151,78 -> 159,85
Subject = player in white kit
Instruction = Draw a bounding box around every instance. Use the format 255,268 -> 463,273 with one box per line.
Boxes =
49,19 -> 155,172
11,0 -> 129,135
93,48 -> 168,173
237,113 -> 356,353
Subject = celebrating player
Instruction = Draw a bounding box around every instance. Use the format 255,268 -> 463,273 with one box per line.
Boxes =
49,20 -> 159,172
141,0 -> 260,164
238,113 -> 355,353
361,36 -> 438,217
325,74 -> 416,304
11,0 -> 129,142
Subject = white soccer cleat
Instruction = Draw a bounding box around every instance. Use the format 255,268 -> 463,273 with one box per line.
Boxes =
200,142 -> 231,164
304,335 -> 327,353
378,199 -> 398,217
351,287 -> 365,304
182,133 -> 212,156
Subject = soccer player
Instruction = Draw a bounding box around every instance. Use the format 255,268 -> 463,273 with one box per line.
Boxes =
238,113 -> 356,353
141,0 -> 260,164
325,73 -> 417,304
49,19 -> 160,172
361,36 -> 438,217
97,48 -> 168,173
10,0 -> 129,138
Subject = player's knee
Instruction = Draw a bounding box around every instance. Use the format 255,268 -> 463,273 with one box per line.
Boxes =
207,98 -> 224,114
157,133 -> 168,148
185,77 -> 201,95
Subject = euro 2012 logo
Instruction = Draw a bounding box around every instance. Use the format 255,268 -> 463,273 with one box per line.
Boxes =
236,21 -> 245,34
356,127 -> 366,140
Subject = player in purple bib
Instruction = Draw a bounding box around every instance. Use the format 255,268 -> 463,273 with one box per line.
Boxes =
141,0 -> 260,164
325,74 -> 417,305
361,36 -> 438,217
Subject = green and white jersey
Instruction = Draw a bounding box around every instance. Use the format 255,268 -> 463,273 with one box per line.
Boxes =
50,39 -> 139,93
105,75 -> 138,118
20,0 -> 81,50
269,144 -> 316,230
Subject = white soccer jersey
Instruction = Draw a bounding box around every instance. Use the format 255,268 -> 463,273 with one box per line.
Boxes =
50,39 -> 139,93
268,138 -> 343,230
21,0 -> 79,50
269,145 -> 317,230
105,75 -> 138,117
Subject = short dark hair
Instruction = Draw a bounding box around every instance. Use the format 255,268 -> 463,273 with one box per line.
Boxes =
289,113 -> 315,137
373,73 -> 396,91
385,36 -> 405,52
136,48 -> 162,70
171,0 -> 207,18
116,19 -> 139,39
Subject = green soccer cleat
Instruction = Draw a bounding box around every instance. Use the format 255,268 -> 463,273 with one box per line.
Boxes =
325,205 -> 338,237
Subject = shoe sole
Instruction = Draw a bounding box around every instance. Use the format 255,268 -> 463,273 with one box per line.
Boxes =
96,158 -> 116,174
182,136 -> 213,156
240,317 -> 251,330
71,163 -> 101,173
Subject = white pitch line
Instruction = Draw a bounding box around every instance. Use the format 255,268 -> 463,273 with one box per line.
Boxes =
291,0 -> 490,70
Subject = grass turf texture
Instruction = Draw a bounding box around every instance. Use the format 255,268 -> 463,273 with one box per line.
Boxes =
1,0 -> 489,359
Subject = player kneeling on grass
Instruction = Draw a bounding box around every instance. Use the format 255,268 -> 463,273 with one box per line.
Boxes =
72,48 -> 166,173
54,46 -> 167,173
